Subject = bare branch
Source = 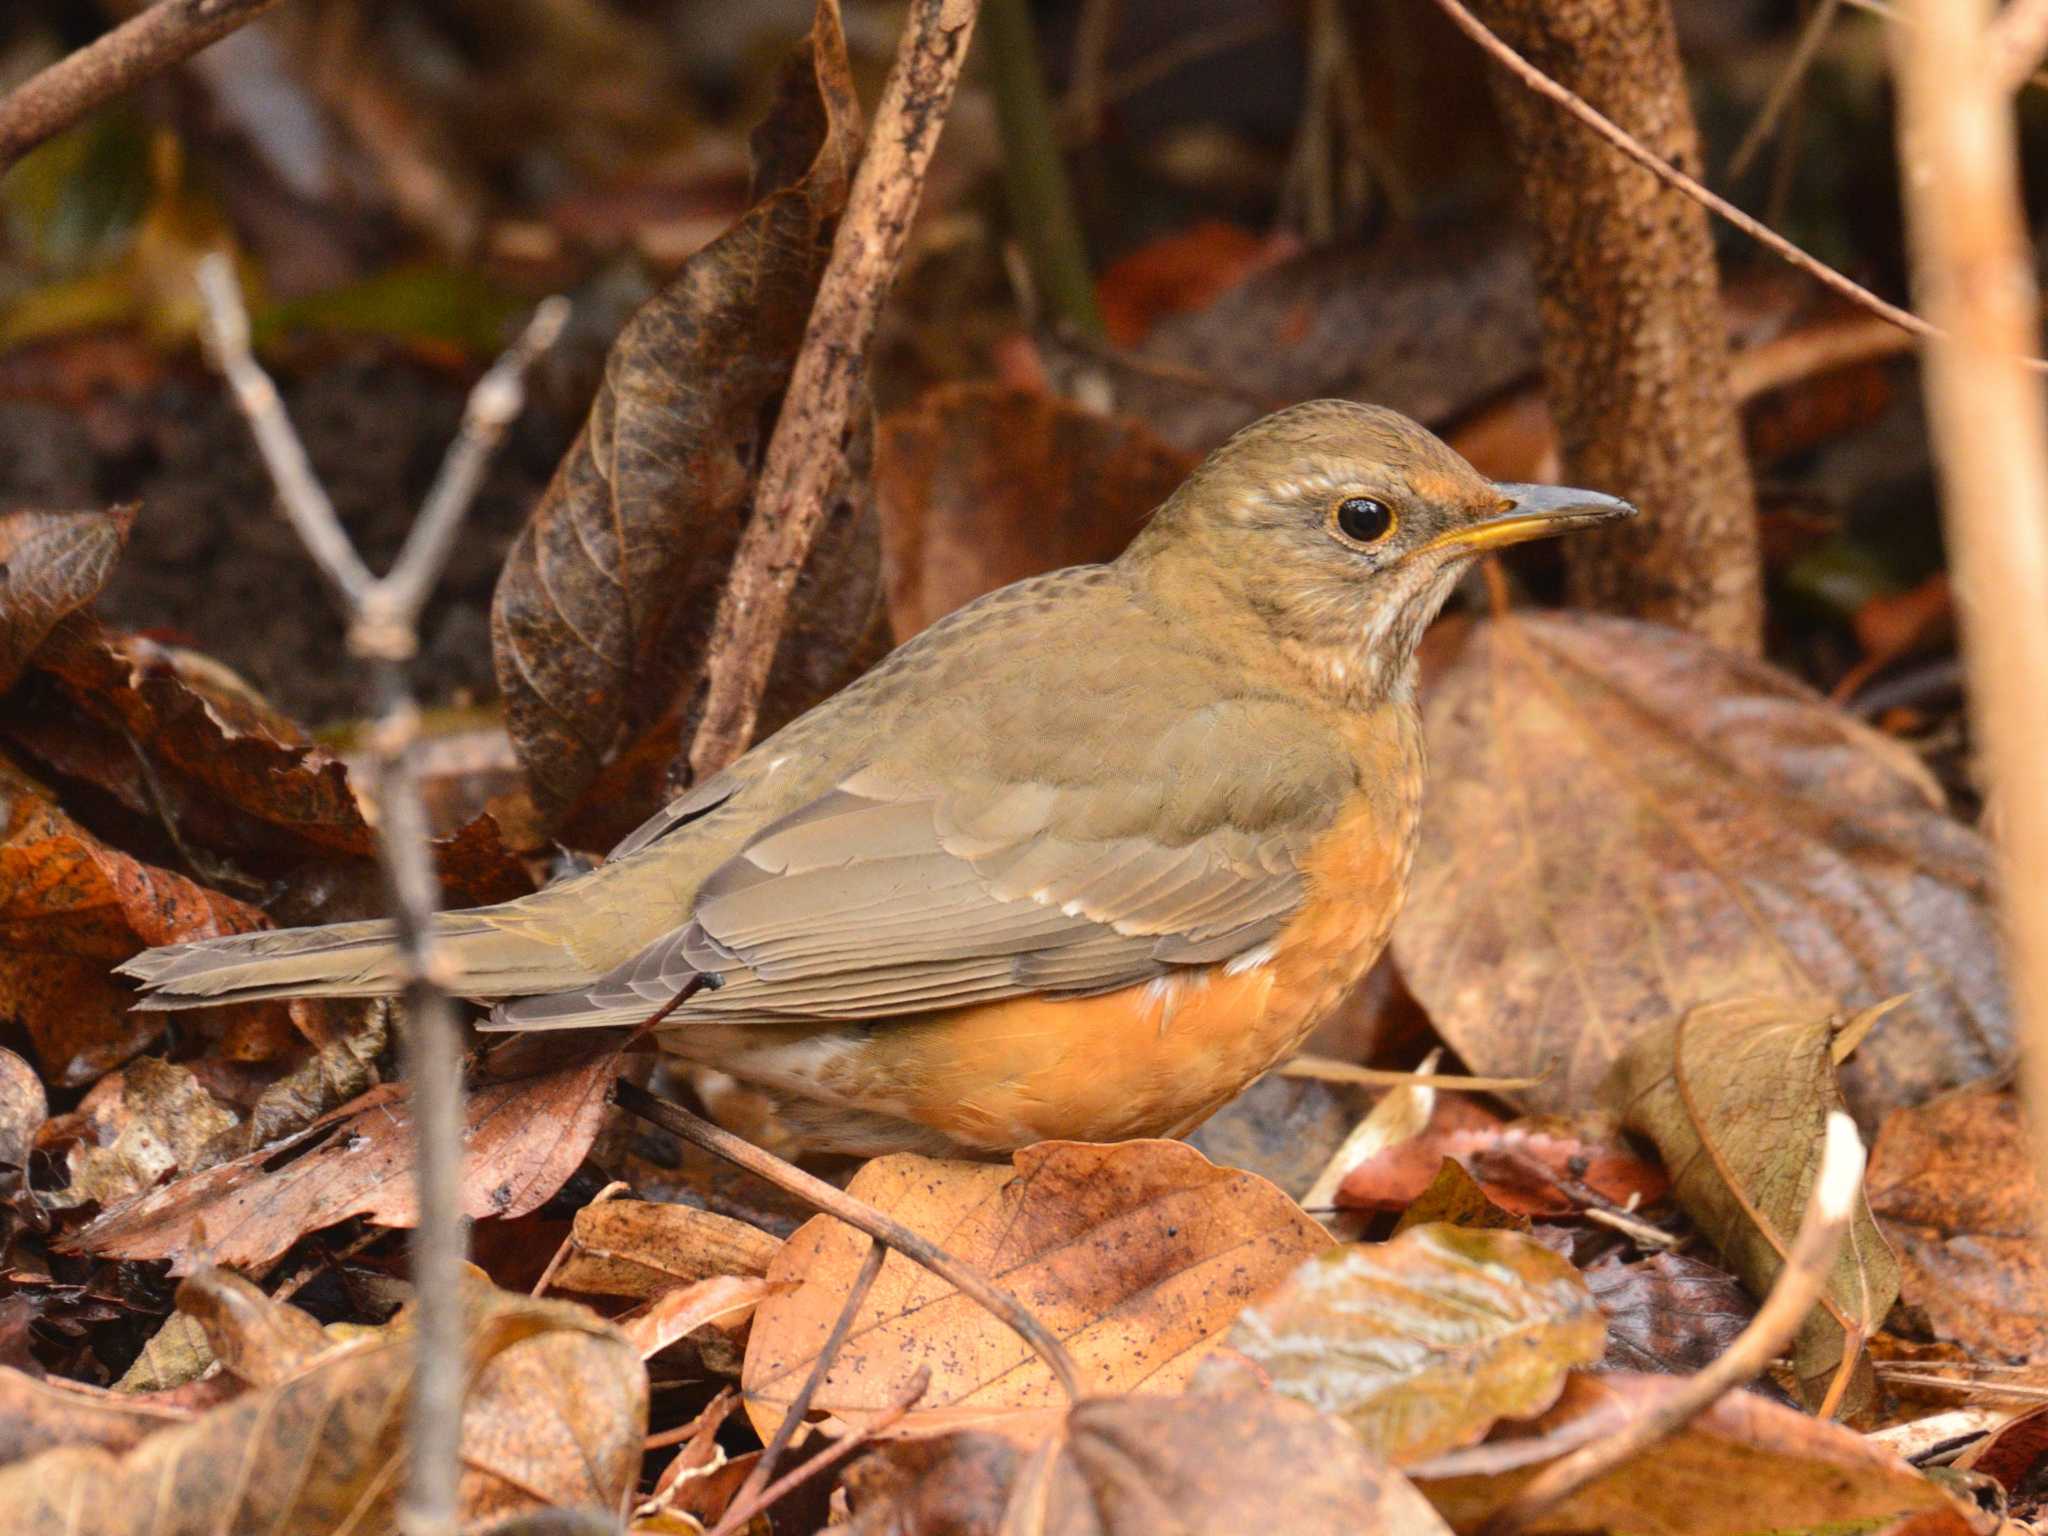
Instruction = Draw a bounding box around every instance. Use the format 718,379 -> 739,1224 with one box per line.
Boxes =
1428,0 -> 2048,369
686,0 -> 982,782
1893,0 -> 2048,1282
196,257 -> 564,1536
1477,1113 -> 1868,1536
0,0 -> 286,175
1727,0 -> 1841,180
610,1078 -> 1084,1402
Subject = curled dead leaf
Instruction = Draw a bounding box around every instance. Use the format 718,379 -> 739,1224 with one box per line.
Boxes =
1868,1082 -> 2047,1363
0,505 -> 133,693
1227,1224 -> 1605,1465
553,1198 -> 782,1298
1392,610 -> 2009,1124
1583,1252 -> 1757,1377
742,1139 -> 1328,1441
1603,996 -> 1901,1408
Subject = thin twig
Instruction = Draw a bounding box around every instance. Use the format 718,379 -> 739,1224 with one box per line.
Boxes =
716,1237 -> 888,1533
1477,1114 -> 1868,1536
1427,0 -> 2048,369
1892,0 -> 2048,1283
1277,1054 -> 1546,1094
709,1366 -> 931,1536
686,0 -> 982,782
530,1179 -> 630,1298
196,255 -> 565,1536
1727,0 -> 1841,180
0,0 -> 286,175
610,1079 -> 1084,1402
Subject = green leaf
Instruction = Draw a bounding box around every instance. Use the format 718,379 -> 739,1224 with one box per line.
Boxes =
1227,1223 -> 1605,1465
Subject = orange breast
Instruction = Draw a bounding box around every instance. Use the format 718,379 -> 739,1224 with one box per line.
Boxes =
848,727 -> 1424,1151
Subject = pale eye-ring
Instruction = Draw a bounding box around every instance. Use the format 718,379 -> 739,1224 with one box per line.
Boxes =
1333,496 -> 1396,545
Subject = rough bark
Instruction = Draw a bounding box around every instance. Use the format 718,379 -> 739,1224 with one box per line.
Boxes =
1468,0 -> 1762,654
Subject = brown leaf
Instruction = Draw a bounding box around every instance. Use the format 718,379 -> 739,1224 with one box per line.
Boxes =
1604,996 -> 1900,1407
616,1274 -> 775,1361
1410,1373 -> 1973,1535
843,1392 -> 1451,1536
1868,1082 -> 2046,1363
68,1033 -> 633,1274
1227,1224 -> 1605,1465
0,751 -> 278,1085
0,506 -> 133,693
874,384 -> 1195,634
1391,610 -> 2009,1123
0,1366 -> 192,1465
742,1139 -> 1328,1441
0,1045 -> 45,1180
1093,221 -> 1299,347
54,1056 -> 240,1208
0,1271 -> 646,1532
491,0 -> 882,839
552,1198 -> 782,1298
1583,1252 -> 1757,1376
1393,1159 -> 1530,1234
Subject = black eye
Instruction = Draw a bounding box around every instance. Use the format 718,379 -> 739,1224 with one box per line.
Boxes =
1334,496 -> 1395,545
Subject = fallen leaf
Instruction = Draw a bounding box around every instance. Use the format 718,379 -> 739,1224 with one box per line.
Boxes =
1868,1082 -> 2046,1363
1583,1252 -> 1757,1376
1187,1070 -> 1375,1204
1955,1403 -> 2048,1512
742,1139 -> 1328,1440
1093,220 -> 1298,346
68,1033 -> 633,1274
1303,1047 -> 1441,1211
0,1365 -> 192,1464
1410,1373 -> 1974,1536
54,1056 -> 240,1208
617,1274 -> 775,1361
1604,996 -> 1900,1407
113,1311 -> 217,1394
842,1391 -> 1451,1536
0,505 -> 133,692
491,0 -> 884,840
875,383 -> 1194,636
0,1045 -> 45,1179
1392,610 -> 2009,1123
1227,1224 -> 1604,1465
1393,1159 -> 1530,1233
0,751 -> 278,1085
0,1270 -> 647,1531
552,1198 -> 782,1297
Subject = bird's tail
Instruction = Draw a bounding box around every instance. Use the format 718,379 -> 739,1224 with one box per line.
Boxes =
117,908 -> 575,1010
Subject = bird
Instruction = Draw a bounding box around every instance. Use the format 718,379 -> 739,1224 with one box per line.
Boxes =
120,401 -> 1633,1158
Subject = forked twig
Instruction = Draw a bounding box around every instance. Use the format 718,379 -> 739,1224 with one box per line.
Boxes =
1477,1114 -> 1868,1536
709,1366 -> 931,1536
0,0 -> 286,175
610,1078 -> 1084,1402
196,256 -> 565,1536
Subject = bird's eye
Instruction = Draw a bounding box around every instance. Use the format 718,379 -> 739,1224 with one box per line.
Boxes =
1332,496 -> 1396,546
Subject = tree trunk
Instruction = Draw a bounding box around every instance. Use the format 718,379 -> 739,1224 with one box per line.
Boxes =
1468,0 -> 1762,654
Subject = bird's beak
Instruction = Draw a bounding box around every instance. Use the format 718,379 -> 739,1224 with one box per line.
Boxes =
1418,483 -> 1638,557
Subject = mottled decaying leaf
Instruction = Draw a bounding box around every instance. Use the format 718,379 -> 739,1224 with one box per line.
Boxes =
743,1139 -> 1328,1441
1393,1159 -> 1529,1234
1868,1082 -> 2046,1363
875,383 -> 1195,634
492,0 -> 885,841
0,1270 -> 646,1532
1604,996 -> 1900,1407
552,1197 -> 782,1298
0,1044 -> 45,1179
54,1056 -> 240,1208
842,1392 -> 1451,1536
0,1365 -> 193,1465
1392,610 -> 2009,1124
1584,1252 -> 1756,1376
1411,1373 -> 1974,1536
0,751 -> 277,1086
0,505 -> 133,692
1228,1224 -> 1605,1465
68,1033 -> 633,1274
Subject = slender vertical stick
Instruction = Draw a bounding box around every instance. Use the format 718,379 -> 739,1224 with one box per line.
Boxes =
196,258 -> 566,1535
1892,0 -> 2048,1253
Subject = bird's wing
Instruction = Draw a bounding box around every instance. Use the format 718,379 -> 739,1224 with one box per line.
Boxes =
489,696 -> 1356,1030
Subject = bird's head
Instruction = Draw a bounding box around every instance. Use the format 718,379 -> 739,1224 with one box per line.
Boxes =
1128,399 -> 1636,704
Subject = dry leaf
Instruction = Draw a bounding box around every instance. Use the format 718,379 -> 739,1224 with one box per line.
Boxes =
0,505 -> 133,692
0,1045 -> 45,1180
1868,1082 -> 2046,1363
1393,1159 -> 1530,1234
742,1139 -> 1328,1440
55,1056 -> 240,1208
552,1198 -> 782,1298
1392,610 -> 2008,1123
874,384 -> 1194,634
0,751 -> 277,1086
0,1365 -> 192,1465
0,1270 -> 646,1532
1303,1047 -> 1440,1211
69,1033 -> 632,1274
1604,996 -> 1900,1407
843,1392 -> 1451,1536
1227,1224 -> 1605,1465
1093,220 -> 1298,346
1411,1373 -> 1975,1536
491,0 -> 883,840
1583,1252 -> 1757,1376
616,1275 -> 775,1361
